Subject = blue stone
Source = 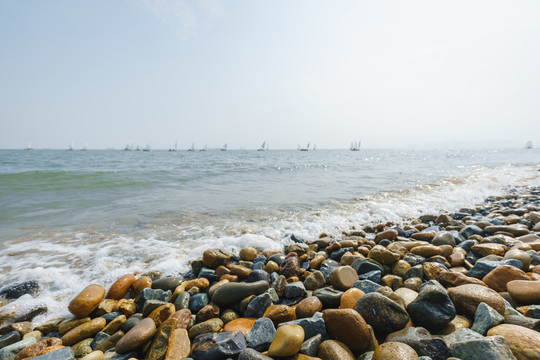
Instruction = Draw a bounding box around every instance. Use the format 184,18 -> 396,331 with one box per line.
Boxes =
468,259 -> 523,279
459,225 -> 484,239
189,293 -> 209,313
248,270 -> 270,283
352,279 -> 381,293
31,347 -> 74,360
358,270 -> 382,283
279,313 -> 328,340
244,293 -> 272,318
284,282 -> 306,299
245,317 -> 276,352
91,332 -> 110,350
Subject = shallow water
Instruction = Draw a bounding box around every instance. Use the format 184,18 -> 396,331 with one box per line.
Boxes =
0,148 -> 539,323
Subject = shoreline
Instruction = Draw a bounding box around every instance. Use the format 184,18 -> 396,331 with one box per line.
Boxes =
1,185 -> 540,359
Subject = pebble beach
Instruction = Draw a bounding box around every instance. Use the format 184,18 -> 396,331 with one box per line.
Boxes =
1,185 -> 540,360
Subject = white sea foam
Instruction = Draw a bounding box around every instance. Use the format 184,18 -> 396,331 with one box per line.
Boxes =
1,163 -> 539,325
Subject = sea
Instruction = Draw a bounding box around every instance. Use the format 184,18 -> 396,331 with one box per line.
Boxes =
0,147 -> 539,323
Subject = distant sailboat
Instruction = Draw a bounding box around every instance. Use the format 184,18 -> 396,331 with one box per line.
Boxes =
525,140 -> 533,149
221,144 -> 228,151
313,144 -> 316,150
81,143 -> 88,151
299,142 -> 310,151
169,141 -> 178,152
143,144 -> 151,152
257,141 -> 268,151
25,142 -> 33,151
350,140 -> 361,151
199,144 -> 207,151
67,142 -> 74,151
188,142 -> 196,152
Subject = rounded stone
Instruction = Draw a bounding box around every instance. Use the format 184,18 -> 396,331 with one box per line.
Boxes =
80,350 -> 104,360
148,303 -> 176,327
373,341 -> 419,360
222,318 -> 257,336
263,305 -> 296,326
448,284 -> 505,318
339,288 -> 365,309
280,253 -> 301,279
185,278 -> 210,291
188,318 -> 224,339
504,249 -> 531,271
507,280 -> 540,304
115,317 -> 156,354
68,284 -> 106,318
482,265 -> 530,293
164,329 -> 190,360
202,249 -> 232,268
354,292 -> 410,338
212,280 -> 269,307
295,297 -> 323,319
172,309 -> 192,329
317,340 -> 355,360
322,309 -> 370,352
328,266 -> 359,291
268,324 -> 304,358
375,229 -> 399,243
130,276 -> 152,298
304,271 -> 326,291
263,261 -> 279,274
432,232 -> 456,247
240,247 -> 258,261
13,337 -> 62,360
392,260 -> 412,277
487,324 -> 540,360
410,245 -> 442,258
61,317 -> 106,346
368,245 -> 400,265
106,274 -> 136,300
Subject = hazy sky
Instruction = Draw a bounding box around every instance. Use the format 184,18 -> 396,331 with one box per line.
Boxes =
1,0 -> 540,150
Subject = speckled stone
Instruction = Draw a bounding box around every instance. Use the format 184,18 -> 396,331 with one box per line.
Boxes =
449,335 -> 517,360
295,297 -> 323,319
164,329 -> 190,360
471,302 -> 504,335
448,284 -> 505,318
61,317 -> 106,346
68,285 -> 106,318
322,309 -> 370,353
114,318 -> 156,354
373,341 -> 419,360
317,340 -> 355,360
245,317 -> 276,352
191,331 -> 246,360
487,324 -> 540,360
354,292 -> 410,338
145,318 -> 177,360
407,281 -> 456,331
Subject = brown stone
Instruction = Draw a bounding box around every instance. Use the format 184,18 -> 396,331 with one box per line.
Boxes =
202,249 -> 232,268
373,341 -> 419,360
374,229 -> 398,243
37,345 -> 64,356
322,309 -> 370,352
148,303 -> 175,327
94,330 -> 124,352
482,265 -> 530,293
317,340 -> 355,360
61,317 -> 106,346
185,278 -> 210,291
264,261 -> 279,274
368,245 -> 400,265
145,318 -> 178,360
93,299 -> 119,316
448,284 -> 505,317
380,275 -> 402,291
304,271 -> 326,290
280,253 -> 301,278
437,315 -> 471,335
171,309 -> 192,329
339,288 -> 364,309
410,244 -> 442,258
449,251 -> 466,267
410,231 -> 436,242
471,243 -> 508,256
263,305 -> 296,326
59,317 -> 90,335
164,329 -> 190,360
14,337 -> 62,360
487,324 -> 540,360
239,247 -> 258,261
220,274 -> 238,282
130,276 -> 152,298
68,284 -> 106,318
403,277 -> 423,292
118,299 -> 137,317
438,271 -> 487,288
115,317 -> 156,354
392,260 -> 411,277
422,262 -> 446,280
215,265 -> 230,278
196,304 -> 220,323
228,264 -> 252,279
106,274 -> 136,300
102,315 -> 126,335
328,266 -> 359,291
222,318 -> 257,336
295,297 -> 323,319
208,279 -> 229,299
309,254 -> 326,270
507,280 -> 540,304
268,324 -> 304,357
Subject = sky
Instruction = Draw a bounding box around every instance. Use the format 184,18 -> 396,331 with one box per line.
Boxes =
1,0 -> 540,150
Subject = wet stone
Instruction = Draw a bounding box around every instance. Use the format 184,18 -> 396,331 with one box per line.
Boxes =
443,328 -> 483,347
318,339 -> 355,360
448,284 -> 505,318
173,291 -> 190,310
212,281 -> 269,307
188,293 -> 209,313
238,348 -> 272,360
191,331 -> 246,360
284,282 -> 306,299
31,346 -> 75,360
91,332 -> 110,350
303,271 -> 326,291
247,270 -> 270,283
353,279 -> 381,294
0,332 -> 20,349
354,292 -> 410,339
449,335 -> 517,360
300,334 -> 322,357
385,327 -> 451,360
295,297 -> 323,319
322,308 -> 371,353
244,293 -> 272,318
471,302 -> 504,335
268,324 -> 304,358
312,287 -> 343,308
245,317 -> 276,352
279,313 -> 328,341
114,318 -> 156,354
145,318 -> 177,360
0,281 -> 39,300
134,288 -> 171,311
0,337 -> 37,360
468,259 -> 523,279
407,281 -> 456,331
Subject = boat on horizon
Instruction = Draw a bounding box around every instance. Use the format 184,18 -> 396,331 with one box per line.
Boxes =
221,144 -> 228,151
299,142 -> 310,151
525,140 -> 533,149
143,144 -> 151,152
257,141 -> 269,151
25,142 -> 33,151
67,142 -> 74,151
350,140 -> 361,151
199,144 -> 207,151
169,141 -> 178,152
188,142 -> 196,152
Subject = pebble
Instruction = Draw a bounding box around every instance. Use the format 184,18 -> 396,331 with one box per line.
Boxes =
188,318 -> 223,339
328,266 -> 359,291
130,277 -> 152,298
31,346 -> 75,360
303,271 -> 326,290
62,317 -> 106,346
245,317 -> 276,352
447,284 -> 505,318
114,318 -> 156,354
406,281 -> 456,331
0,337 -> 37,360
507,280 -> 540,304
317,339 -> 355,360
202,249 -> 232,268
449,335 -> 517,360
68,285 -> 106,318
339,288 -> 364,309
80,351 -> 104,360
263,305 -> 296,326
470,302 -> 504,335
372,341 -> 419,360
164,329 -> 190,360
222,318 -> 256,336
280,253 -> 302,279
295,297 -> 323,319
13,337 -> 62,360
385,327 -> 450,360
106,275 -> 136,300
240,247 -> 258,261
368,245 -> 400,265
211,281 -> 269,307
354,292 -> 410,338
487,324 -> 540,360
482,265 -> 530,292
322,308 -> 370,352
191,331 -> 246,360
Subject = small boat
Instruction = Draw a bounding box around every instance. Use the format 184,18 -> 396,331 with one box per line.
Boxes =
169,141 -> 178,152
25,142 -> 33,151
199,144 -> 207,151
188,142 -> 196,152
257,141 -> 268,151
350,140 -> 361,151
81,143 -> 88,151
221,144 -> 228,151
67,142 -> 74,151
525,140 -> 533,149
299,142 -> 310,151
143,144 -> 151,152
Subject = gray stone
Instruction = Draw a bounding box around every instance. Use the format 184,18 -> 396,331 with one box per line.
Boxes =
191,331 -> 246,360
432,232 -> 456,247
467,259 -> 523,279
0,281 -> 39,300
284,282 -> 306,299
265,288 -> 279,303
352,279 -> 381,293
189,293 -> 209,313
151,276 -> 184,292
278,312 -> 328,340
91,332 -> 110,350
385,327 -> 450,360
312,287 -> 343,308
31,347 -> 74,360
134,287 -> 171,310
212,281 -> 269,307
449,335 -> 517,360
245,317 -> 276,352
407,280 -> 456,331
173,291 -> 190,310
0,332 -> 20,349
244,293 -> 272,318
299,334 -> 322,357
471,302 -> 504,335
443,328 -> 484,347
0,337 -> 37,360
238,348 -> 272,360
142,299 -> 168,317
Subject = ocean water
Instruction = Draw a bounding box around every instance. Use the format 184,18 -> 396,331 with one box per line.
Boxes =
0,147 -> 539,323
